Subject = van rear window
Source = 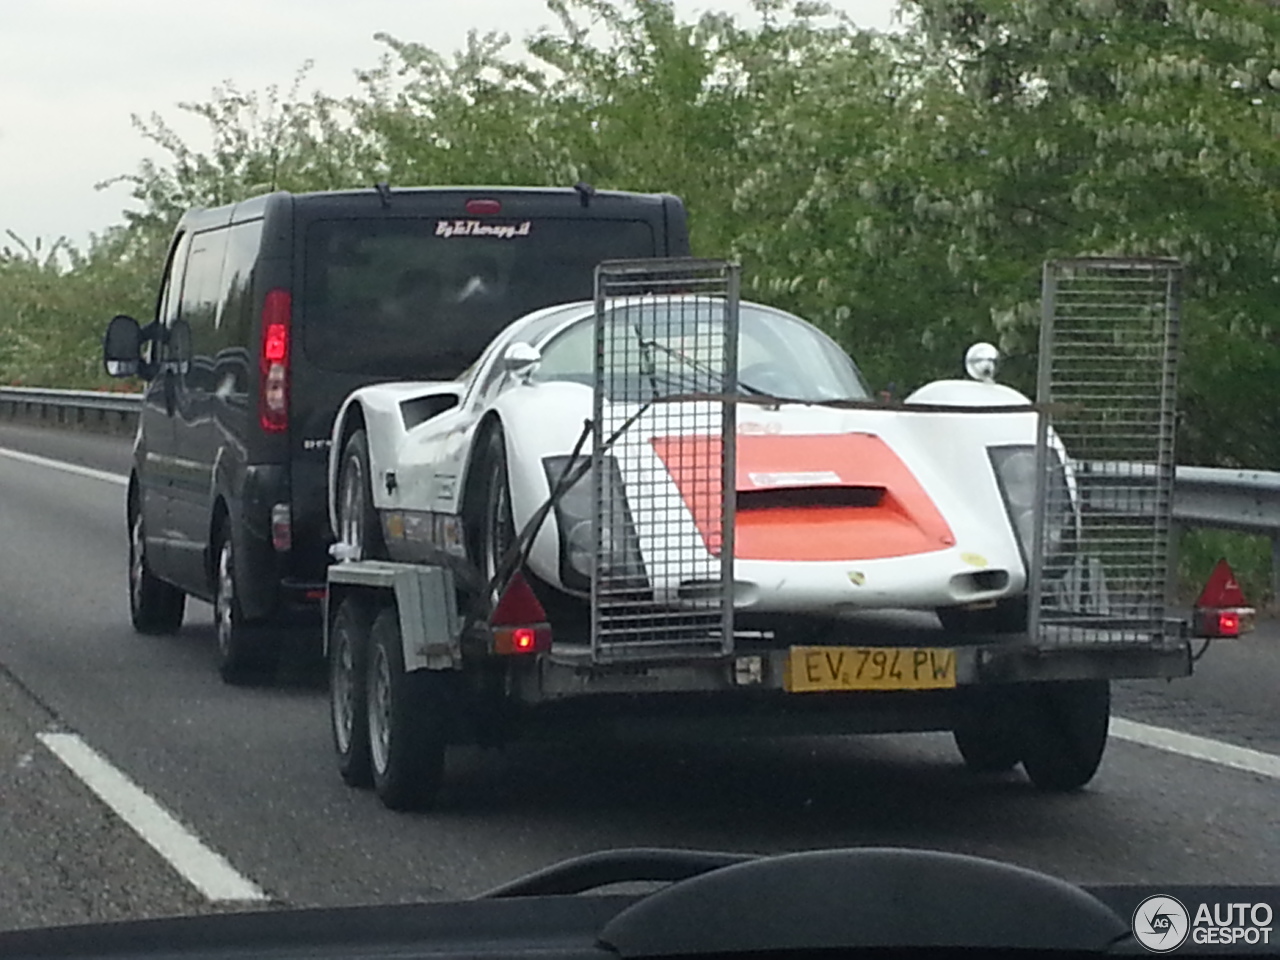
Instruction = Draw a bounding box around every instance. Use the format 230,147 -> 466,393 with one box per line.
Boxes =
301,217 -> 657,378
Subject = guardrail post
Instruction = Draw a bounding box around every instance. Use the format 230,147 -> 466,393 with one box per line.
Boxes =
1272,535 -> 1279,608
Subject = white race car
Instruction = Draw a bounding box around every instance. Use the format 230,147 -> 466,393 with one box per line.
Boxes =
327,298 -> 1078,637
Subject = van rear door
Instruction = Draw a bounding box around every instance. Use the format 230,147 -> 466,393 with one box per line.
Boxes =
285,188 -> 687,587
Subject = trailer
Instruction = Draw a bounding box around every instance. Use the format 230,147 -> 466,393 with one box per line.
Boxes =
323,257 -> 1253,811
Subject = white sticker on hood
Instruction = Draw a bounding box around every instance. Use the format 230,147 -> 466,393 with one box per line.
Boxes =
748,471 -> 842,488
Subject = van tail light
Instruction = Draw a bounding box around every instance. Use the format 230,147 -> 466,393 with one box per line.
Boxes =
271,503 -> 292,552
490,571 -> 552,655
1191,559 -> 1255,638
259,289 -> 291,433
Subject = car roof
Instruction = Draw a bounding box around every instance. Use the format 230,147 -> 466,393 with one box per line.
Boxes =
515,297 -> 829,349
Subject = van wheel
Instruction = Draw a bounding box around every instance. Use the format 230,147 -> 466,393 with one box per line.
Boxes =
367,607 -> 450,811
330,598 -> 373,788
937,595 -> 1028,635
337,429 -> 385,561
213,532 -> 280,685
1020,680 -> 1110,792
128,507 -> 185,635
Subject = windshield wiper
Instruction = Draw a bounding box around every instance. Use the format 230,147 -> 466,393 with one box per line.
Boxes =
636,337 -> 771,398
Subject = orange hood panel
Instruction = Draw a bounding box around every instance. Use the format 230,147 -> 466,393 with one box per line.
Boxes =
649,433 -> 955,562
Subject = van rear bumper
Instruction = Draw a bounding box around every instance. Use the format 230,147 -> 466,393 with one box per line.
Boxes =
235,462 -> 333,623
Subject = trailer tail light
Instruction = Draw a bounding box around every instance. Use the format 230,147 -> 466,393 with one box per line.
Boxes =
259,289 -> 291,433
490,571 -> 551,655
271,503 -> 292,552
1192,559 -> 1255,638
465,198 -> 501,215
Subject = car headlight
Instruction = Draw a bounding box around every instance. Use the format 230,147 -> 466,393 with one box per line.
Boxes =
543,456 -> 648,592
989,444 -> 1075,572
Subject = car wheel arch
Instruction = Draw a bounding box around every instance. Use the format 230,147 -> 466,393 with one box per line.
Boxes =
460,413 -> 506,529
330,403 -> 369,536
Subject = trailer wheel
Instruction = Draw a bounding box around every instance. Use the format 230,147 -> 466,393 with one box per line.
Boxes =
952,689 -> 1024,774
1020,680 -> 1110,792
366,606 -> 449,811
330,597 -> 373,788
337,429 -> 386,561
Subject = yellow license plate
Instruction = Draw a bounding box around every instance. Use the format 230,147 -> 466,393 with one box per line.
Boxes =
785,645 -> 957,692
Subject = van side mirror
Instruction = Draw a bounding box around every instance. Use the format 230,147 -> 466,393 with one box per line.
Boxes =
103,315 -> 144,378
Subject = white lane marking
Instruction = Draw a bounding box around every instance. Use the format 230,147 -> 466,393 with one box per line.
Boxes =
37,732 -> 268,902
1111,717 -> 1280,781
0,446 -> 128,486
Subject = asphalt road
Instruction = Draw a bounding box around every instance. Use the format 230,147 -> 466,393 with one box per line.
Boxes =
0,421 -> 1276,933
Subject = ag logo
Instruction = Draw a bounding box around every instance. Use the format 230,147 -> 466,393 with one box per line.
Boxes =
1133,895 -> 1190,952
847,571 -> 866,586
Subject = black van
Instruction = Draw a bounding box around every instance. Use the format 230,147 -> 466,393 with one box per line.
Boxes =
103,184 -> 690,683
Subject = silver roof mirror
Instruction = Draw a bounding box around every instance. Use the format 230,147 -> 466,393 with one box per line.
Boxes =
501,341 -> 542,376
964,342 -> 1000,383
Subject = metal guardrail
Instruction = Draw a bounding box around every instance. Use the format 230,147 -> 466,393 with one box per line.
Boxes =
0,385 -> 142,434
2,386 -> 1276,597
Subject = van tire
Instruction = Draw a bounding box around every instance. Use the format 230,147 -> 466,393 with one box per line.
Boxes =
213,532 -> 280,685
129,507 -> 186,635
337,429 -> 386,561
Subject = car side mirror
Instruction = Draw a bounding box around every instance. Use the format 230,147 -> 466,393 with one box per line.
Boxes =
964,342 -> 1000,383
501,342 -> 541,377
103,315 -> 144,378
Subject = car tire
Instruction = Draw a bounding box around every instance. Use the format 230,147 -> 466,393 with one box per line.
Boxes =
937,595 -> 1028,634
330,597 -> 373,788
952,689 -> 1024,774
213,530 -> 281,685
366,606 -> 450,811
337,429 -> 386,561
128,505 -> 185,635
1020,680 -> 1110,792
476,426 -> 516,603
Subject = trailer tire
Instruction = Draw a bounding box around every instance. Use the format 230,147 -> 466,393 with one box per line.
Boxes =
1020,680 -> 1110,792
330,597 -> 373,788
953,689 -> 1024,774
366,606 -> 449,811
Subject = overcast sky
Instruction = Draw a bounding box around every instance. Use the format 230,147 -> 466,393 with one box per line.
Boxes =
0,0 -> 901,249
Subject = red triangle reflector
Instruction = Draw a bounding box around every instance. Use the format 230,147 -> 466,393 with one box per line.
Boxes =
1195,559 -> 1248,608
490,571 -> 548,626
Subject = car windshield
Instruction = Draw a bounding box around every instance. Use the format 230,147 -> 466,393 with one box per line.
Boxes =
531,302 -> 869,402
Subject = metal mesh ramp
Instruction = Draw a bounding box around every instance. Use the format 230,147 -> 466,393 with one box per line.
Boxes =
1030,258 -> 1182,645
589,260 -> 740,662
